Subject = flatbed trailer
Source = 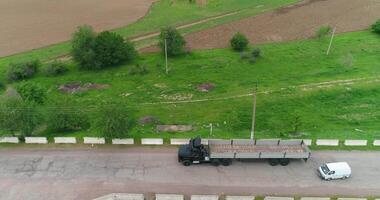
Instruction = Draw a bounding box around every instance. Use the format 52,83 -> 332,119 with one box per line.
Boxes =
178,137 -> 311,166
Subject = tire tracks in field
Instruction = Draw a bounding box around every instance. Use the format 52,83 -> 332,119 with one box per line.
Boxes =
142,76 -> 380,105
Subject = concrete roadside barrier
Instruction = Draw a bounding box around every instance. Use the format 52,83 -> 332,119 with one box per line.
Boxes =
83,137 -> 105,144
373,140 -> 380,146
226,196 -> 255,200
25,137 -> 48,144
302,139 -> 312,146
0,137 -> 19,143
264,197 -> 294,200
141,138 -> 163,145
54,137 -> 76,144
316,139 -> 339,146
201,139 -> 209,145
112,138 -> 134,145
337,198 -> 367,200
344,140 -> 367,146
156,194 -> 184,200
93,193 -> 144,200
191,195 -> 219,200
170,138 -> 190,145
301,197 -> 330,200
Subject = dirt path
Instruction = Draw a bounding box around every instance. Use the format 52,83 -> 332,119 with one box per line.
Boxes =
1,147 -> 380,200
0,0 -> 156,57
143,76 -> 380,105
143,0 -> 380,52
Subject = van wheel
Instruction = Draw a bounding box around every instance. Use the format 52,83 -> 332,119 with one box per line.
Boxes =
221,159 -> 231,166
182,160 -> 191,166
280,158 -> 290,166
326,178 -> 332,181
342,176 -> 349,179
211,159 -> 220,167
269,159 -> 279,166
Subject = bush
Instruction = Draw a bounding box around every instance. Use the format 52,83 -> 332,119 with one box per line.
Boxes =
372,19 -> 380,34
72,26 -> 137,70
93,31 -> 137,68
47,100 -> 90,132
44,61 -> 68,76
0,80 -> 5,91
159,27 -> 186,57
0,98 -> 43,136
230,32 -> 249,51
15,82 -> 46,104
316,26 -> 332,39
6,60 -> 40,81
128,64 -> 148,75
96,104 -> 134,139
240,48 -> 261,63
251,48 -> 261,58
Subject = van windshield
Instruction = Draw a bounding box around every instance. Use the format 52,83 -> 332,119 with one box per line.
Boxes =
321,164 -> 330,174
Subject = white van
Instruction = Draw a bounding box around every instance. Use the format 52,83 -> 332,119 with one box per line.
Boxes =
318,162 -> 351,180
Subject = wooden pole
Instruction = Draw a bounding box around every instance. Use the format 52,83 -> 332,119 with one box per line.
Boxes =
250,83 -> 258,140
326,27 -> 336,55
165,39 -> 168,74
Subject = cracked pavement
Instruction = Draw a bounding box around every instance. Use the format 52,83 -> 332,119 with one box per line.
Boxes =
0,147 -> 379,200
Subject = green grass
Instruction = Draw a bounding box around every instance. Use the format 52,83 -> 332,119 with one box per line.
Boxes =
0,0 -> 298,71
1,30 -> 380,142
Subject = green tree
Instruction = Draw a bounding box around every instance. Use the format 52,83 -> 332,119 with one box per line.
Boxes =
93,31 -> 137,68
159,27 -> 186,57
372,19 -> 380,34
71,25 -> 97,69
0,98 -> 43,136
7,60 -> 40,82
230,32 -> 249,51
15,82 -> 46,104
96,104 -> 134,139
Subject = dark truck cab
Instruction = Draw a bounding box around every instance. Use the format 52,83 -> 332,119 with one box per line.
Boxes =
178,136 -> 210,166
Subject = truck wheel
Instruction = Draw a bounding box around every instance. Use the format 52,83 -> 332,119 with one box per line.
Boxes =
221,159 -> 231,166
280,158 -> 290,166
269,159 -> 279,166
211,159 -> 220,167
182,160 -> 191,166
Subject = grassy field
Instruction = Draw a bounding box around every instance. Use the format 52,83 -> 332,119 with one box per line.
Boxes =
1,30 -> 380,141
0,0 -> 298,70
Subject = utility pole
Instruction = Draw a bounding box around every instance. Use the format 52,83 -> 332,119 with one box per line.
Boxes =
326,26 -> 336,56
250,82 -> 258,140
209,123 -> 213,138
165,39 -> 168,74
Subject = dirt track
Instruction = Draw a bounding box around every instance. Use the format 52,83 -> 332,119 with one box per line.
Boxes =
183,0 -> 380,50
0,0 -> 155,57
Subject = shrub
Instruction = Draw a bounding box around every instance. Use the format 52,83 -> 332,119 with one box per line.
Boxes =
96,104 -> 134,139
372,19 -> 380,34
6,60 -> 40,81
240,48 -> 261,63
316,26 -> 332,39
44,61 -> 68,76
15,82 -> 46,104
159,26 -> 186,57
71,26 -> 137,70
0,80 -> 5,91
47,100 -> 90,132
251,48 -> 261,58
128,64 -> 148,75
0,98 -> 43,136
230,32 -> 249,51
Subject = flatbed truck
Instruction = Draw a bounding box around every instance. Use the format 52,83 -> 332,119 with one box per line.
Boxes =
178,136 -> 311,166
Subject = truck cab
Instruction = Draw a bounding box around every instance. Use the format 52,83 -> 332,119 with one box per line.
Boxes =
178,136 -> 209,166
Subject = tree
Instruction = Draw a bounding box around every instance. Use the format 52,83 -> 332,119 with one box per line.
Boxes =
15,82 -> 46,104
71,26 -> 137,70
47,99 -> 90,132
44,61 -> 68,76
230,32 -> 249,51
96,104 -> 134,139
0,98 -> 43,137
159,27 -> 186,57
93,31 -> 137,68
71,25 -> 97,69
372,19 -> 380,34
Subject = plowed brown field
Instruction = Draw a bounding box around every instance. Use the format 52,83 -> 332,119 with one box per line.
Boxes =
0,0 -> 155,57
185,0 -> 380,50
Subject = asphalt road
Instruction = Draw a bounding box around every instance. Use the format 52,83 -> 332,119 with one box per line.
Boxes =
0,146 -> 379,200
